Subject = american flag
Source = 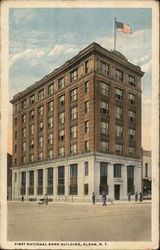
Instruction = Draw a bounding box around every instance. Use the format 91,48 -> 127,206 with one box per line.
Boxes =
116,21 -> 132,34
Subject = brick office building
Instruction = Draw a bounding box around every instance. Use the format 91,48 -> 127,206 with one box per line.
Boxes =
11,42 -> 144,201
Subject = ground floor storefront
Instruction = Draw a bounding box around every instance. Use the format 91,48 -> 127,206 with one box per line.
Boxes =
12,152 -> 142,201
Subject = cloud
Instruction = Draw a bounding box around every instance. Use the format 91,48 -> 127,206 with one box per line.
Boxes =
141,60 -> 152,73
48,44 -> 79,57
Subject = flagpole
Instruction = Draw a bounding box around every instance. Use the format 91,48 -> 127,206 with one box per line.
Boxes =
114,18 -> 117,51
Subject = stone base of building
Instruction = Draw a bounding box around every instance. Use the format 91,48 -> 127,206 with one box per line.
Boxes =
12,152 -> 142,202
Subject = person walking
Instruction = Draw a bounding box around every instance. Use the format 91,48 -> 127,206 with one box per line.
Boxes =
44,194 -> 48,205
128,192 -> 131,201
139,192 -> 143,202
102,191 -> 107,206
92,192 -> 96,205
135,192 -> 138,202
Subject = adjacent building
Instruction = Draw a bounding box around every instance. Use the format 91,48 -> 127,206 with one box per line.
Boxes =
11,42 -> 144,201
7,153 -> 12,200
142,150 -> 152,195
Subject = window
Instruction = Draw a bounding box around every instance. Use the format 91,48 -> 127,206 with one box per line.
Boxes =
85,81 -> 88,94
38,136 -> 43,147
48,133 -> 53,144
14,144 -> 17,154
47,168 -> 53,194
129,110 -> 136,123
99,61 -> 109,75
58,166 -> 65,195
15,172 -> 17,182
29,154 -> 34,162
38,121 -> 43,132
129,129 -> 135,140
85,162 -> 88,176
71,69 -> 78,82
129,146 -> 136,155
29,171 -> 34,195
71,107 -> 78,120
22,114 -> 26,124
115,69 -> 123,82
84,141 -> 89,152
38,89 -> 44,101
30,95 -> 35,105
22,128 -> 26,138
71,126 -> 77,139
59,130 -> 65,141
48,83 -> 54,95
70,88 -> 78,102
15,131 -> 17,139
129,93 -> 136,105
48,100 -> 54,112
101,122 -> 108,135
115,125 -> 123,138
115,106 -> 123,119
14,103 -> 18,113
58,112 -> 65,124
127,166 -> 134,194
48,117 -> 53,128
100,162 -> 108,195
38,152 -> 43,161
114,164 -> 121,178
21,172 -> 26,195
30,124 -> 34,135
84,101 -> 88,113
70,164 -> 78,195
58,95 -> 65,107
115,144 -> 123,154
58,78 -> 65,90
48,149 -> 53,159
70,144 -> 77,155
30,139 -> 34,149
100,101 -> 109,115
128,76 -> 135,87
38,106 -> 43,116
100,82 -> 109,96
22,142 -> 26,152
58,147 -> 65,157
14,117 -> 17,126
85,121 -> 89,133
115,88 -> 123,101
38,169 -> 43,195
145,163 -> 148,177
21,99 -> 26,109
22,156 -> 26,164
100,141 -> 109,152
85,61 -> 89,74
30,110 -> 34,120
84,184 -> 88,195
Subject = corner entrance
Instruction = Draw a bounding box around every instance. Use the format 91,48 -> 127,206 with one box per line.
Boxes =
114,185 -> 120,200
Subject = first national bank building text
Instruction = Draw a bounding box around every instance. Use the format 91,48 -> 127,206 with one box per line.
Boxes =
11,42 -> 144,201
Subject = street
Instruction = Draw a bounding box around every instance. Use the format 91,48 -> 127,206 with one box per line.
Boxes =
7,201 -> 151,241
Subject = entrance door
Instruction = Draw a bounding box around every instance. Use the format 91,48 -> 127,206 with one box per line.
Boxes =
114,185 -> 120,200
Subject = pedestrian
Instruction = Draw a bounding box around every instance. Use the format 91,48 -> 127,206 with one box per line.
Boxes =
135,192 -> 138,202
102,191 -> 107,206
128,192 -> 131,201
44,194 -> 48,205
139,192 -> 143,202
92,192 -> 95,205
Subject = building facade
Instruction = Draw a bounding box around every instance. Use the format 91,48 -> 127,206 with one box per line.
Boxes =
142,150 -> 152,195
7,153 -> 12,200
11,42 -> 144,201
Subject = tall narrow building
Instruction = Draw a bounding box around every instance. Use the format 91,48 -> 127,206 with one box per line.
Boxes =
11,42 -> 144,201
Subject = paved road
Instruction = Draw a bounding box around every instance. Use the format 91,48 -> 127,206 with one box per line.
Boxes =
8,201 -> 151,241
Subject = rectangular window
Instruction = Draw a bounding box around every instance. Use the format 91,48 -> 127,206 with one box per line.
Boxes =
70,164 -> 78,195
85,81 -> 88,94
38,169 -> 43,195
129,146 -> 136,155
30,95 -> 35,105
38,136 -> 43,147
38,89 -> 44,101
58,112 -> 65,124
58,130 -> 65,141
100,82 -> 109,96
22,128 -> 26,138
115,88 -> 123,101
29,154 -> 34,162
22,114 -> 26,124
100,61 -> 109,75
38,152 -> 43,161
129,129 -> 135,140
115,144 -> 123,154
100,162 -> 108,195
71,107 -> 78,120
48,116 -> 53,128
29,171 -> 34,195
48,133 -> 53,144
84,184 -> 88,195
84,141 -> 89,152
22,156 -> 26,164
15,117 -> 17,126
58,147 -> 65,157
128,76 -> 135,87
70,144 -> 77,155
85,162 -> 88,176
58,95 -> 65,107
85,61 -> 89,74
71,69 -> 78,82
84,101 -> 88,113
127,166 -> 134,194
30,124 -> 34,135
115,106 -> 123,119
129,110 -> 136,123
14,144 -> 17,154
115,69 -> 123,82
101,122 -> 108,135
70,88 -> 78,102
84,121 -> 89,133
71,126 -> 77,139
47,168 -> 53,194
100,141 -> 109,152
38,106 -> 43,116
48,149 -> 53,159
21,172 -> 26,195
115,125 -> 123,138
30,110 -> 34,120
48,100 -> 54,112
22,142 -> 26,152
114,164 -> 121,178
14,103 -> 18,113
100,101 -> 109,115
129,93 -> 136,105
38,121 -> 43,132
30,139 -> 34,149
48,83 -> 54,95
21,99 -> 27,109
58,166 -> 65,195
145,163 -> 148,177
58,78 -> 65,90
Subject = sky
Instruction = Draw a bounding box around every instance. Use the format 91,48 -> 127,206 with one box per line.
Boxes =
8,8 -> 152,153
